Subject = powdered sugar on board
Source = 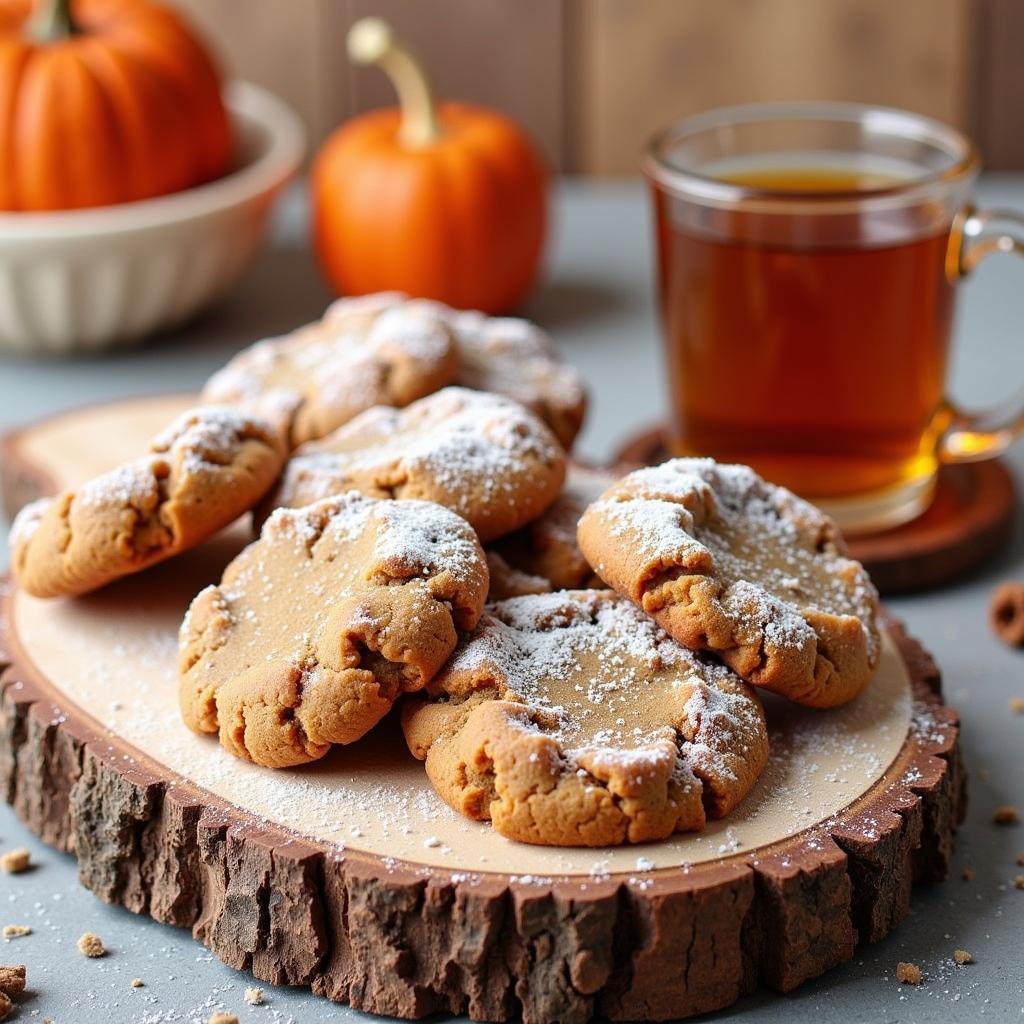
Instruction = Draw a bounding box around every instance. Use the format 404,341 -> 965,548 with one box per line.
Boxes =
14,524 -> 913,877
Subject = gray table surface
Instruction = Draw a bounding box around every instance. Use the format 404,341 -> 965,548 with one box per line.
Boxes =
1,179 -> 1023,1024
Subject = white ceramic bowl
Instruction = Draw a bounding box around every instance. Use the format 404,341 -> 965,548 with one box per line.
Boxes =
0,81 -> 305,356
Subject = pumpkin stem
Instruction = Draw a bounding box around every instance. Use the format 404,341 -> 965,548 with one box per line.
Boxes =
347,18 -> 439,148
30,0 -> 77,41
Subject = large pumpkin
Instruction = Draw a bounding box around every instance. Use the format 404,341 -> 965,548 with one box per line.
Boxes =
313,18 -> 547,315
0,0 -> 231,211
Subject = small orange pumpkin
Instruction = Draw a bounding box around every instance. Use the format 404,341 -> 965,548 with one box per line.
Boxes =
312,18 -> 547,315
0,0 -> 231,211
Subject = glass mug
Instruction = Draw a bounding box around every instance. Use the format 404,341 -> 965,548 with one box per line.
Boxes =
643,102 -> 1024,534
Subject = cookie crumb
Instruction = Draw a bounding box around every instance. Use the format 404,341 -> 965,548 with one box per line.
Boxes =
1016,851 -> 1024,866
1010,696 -> 1024,714
1014,874 -> 1024,890
245,986 -> 264,1005
0,849 -> 30,874
954,949 -> 974,966
1,926 -> 29,939
993,805 -> 1020,825
208,1014 -> 239,1024
896,961 -> 923,985
0,991 -> 11,1021
0,964 -> 26,995
961,867 -> 974,881
131,977 -> 144,988
77,932 -> 106,958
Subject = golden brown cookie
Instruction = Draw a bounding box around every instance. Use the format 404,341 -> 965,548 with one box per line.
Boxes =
260,387 -> 566,543
493,463 -> 618,590
577,459 -> 880,708
403,590 -> 768,847
201,293 -> 459,448
439,305 -> 587,449
485,551 -> 552,601
179,492 -> 489,768
10,407 -> 284,599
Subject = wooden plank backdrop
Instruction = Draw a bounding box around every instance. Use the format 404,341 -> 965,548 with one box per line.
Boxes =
170,0 -> 1013,174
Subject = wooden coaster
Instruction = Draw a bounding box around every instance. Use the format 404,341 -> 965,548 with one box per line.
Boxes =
0,395 -> 965,1022
616,425 -> 1016,594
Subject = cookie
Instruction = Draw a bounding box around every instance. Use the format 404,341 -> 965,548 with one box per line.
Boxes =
179,492 -> 489,768
260,387 -> 566,543
440,305 -> 587,449
10,407 -> 284,599
485,551 -> 552,601
577,459 -> 880,707
493,463 -> 618,590
402,590 -> 768,847
201,293 -> 459,448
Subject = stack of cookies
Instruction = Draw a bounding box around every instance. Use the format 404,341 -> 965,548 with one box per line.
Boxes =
8,294 -> 880,849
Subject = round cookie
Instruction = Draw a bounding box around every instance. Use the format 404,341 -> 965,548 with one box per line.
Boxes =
493,463 -> 619,590
10,407 -> 285,599
179,492 -> 489,768
440,305 -> 587,449
402,590 -> 768,847
577,458 -> 880,708
201,293 -> 459,448
260,387 -> 567,543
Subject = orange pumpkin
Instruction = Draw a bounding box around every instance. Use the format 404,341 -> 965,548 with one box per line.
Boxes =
312,18 -> 547,315
0,0 -> 231,211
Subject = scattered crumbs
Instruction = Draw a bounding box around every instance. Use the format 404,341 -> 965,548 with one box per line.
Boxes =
131,977 -> 144,988
1010,696 -> 1024,714
961,867 -> 974,882
423,836 -> 441,849
635,856 -> 655,871
244,986 -> 264,1005
993,805 -> 1020,826
953,949 -> 974,966
0,849 -> 30,875
76,932 -> 106,958
0,963 -> 25,995
1016,851 -> 1024,867
1014,874 -> 1024,890
1,926 -> 29,939
208,1013 -> 240,1024
896,961 -> 923,985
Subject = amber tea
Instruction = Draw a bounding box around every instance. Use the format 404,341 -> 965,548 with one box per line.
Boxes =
654,161 -> 955,502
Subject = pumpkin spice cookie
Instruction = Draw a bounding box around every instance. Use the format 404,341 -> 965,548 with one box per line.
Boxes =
260,387 -> 566,543
201,293 -> 459,448
402,590 -> 768,846
10,407 -> 284,599
493,463 -> 618,590
440,306 -> 587,449
179,492 -> 489,768
577,459 -> 880,708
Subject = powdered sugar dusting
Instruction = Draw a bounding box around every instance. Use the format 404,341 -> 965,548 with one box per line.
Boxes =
589,458 -> 878,660
441,591 -> 764,785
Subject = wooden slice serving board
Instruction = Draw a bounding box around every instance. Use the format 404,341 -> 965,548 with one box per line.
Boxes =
0,395 -> 965,1023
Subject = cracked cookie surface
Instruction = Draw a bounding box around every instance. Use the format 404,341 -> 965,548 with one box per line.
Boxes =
10,407 -> 284,599
179,492 -> 489,768
201,293 -> 459,449
493,463 -> 619,590
260,387 -> 566,543
577,459 -> 880,707
402,589 -> 768,846
435,303 -> 587,449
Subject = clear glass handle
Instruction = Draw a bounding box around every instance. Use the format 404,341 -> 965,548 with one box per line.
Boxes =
942,206 -> 1024,462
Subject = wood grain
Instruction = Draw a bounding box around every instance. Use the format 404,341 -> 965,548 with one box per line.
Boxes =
566,0 -> 973,174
